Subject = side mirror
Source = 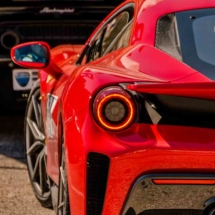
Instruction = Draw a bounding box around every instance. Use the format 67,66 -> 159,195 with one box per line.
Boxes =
11,41 -> 51,68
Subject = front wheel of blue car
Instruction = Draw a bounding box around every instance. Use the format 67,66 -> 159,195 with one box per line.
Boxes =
25,80 -> 52,208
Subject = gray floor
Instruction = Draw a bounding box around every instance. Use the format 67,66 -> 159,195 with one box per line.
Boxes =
0,113 -> 53,215
0,114 -> 25,160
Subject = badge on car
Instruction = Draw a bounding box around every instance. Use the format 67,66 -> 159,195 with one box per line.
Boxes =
12,69 -> 38,91
15,72 -> 30,87
40,7 -> 75,14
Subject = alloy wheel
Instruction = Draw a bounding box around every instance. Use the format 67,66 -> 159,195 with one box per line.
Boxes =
58,144 -> 70,215
25,88 -> 51,204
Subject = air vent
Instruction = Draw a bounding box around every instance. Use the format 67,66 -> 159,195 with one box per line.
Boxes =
0,21 -> 97,56
87,153 -> 110,215
17,24 -> 95,40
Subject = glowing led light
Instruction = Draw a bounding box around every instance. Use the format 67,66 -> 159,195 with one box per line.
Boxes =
96,93 -> 135,131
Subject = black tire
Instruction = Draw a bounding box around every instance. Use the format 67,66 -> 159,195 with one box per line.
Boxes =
24,80 -> 52,208
58,143 -> 70,215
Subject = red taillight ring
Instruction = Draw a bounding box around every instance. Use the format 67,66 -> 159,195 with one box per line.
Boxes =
94,87 -> 135,131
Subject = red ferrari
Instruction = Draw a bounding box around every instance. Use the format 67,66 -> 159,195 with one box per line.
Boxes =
10,0 -> 215,215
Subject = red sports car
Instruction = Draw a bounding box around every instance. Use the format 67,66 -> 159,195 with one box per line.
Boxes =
10,0 -> 215,215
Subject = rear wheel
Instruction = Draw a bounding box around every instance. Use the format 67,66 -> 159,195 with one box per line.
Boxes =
58,143 -> 70,215
25,81 -> 52,208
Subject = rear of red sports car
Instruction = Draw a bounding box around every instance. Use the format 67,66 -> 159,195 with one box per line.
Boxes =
10,0 -> 215,214
60,1 -> 215,215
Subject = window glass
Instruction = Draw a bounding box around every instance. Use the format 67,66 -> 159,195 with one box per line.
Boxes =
78,5 -> 134,65
105,20 -> 133,54
87,30 -> 105,62
101,11 -> 129,55
193,15 -> 215,66
155,9 -> 215,80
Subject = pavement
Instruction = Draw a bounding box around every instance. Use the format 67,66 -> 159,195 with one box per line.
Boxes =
0,111 -> 54,215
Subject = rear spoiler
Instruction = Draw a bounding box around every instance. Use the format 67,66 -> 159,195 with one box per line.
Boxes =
127,82 -> 215,100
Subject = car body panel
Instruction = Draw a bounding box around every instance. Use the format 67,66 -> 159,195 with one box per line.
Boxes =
64,109 -> 215,215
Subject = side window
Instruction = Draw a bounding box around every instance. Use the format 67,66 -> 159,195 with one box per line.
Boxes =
101,11 -> 129,55
84,5 -> 134,63
88,30 -> 105,62
104,20 -> 133,55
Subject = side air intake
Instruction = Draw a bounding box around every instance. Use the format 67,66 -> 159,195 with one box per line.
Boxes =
87,152 -> 110,215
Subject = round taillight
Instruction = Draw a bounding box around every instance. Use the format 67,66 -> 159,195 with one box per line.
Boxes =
93,87 -> 135,131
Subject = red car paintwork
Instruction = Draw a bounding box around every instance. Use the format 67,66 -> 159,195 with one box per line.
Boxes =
127,82 -> 215,100
11,0 -> 215,214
